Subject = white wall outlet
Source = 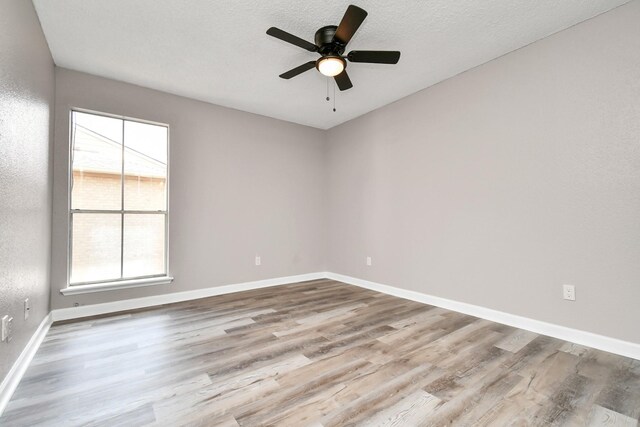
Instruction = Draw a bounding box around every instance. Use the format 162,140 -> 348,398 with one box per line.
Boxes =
563,284 -> 576,301
24,298 -> 30,320
2,315 -> 13,342
366,256 -> 372,266
255,255 -> 261,266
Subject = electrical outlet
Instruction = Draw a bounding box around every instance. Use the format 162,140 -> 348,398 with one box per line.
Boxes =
366,256 -> 372,266
563,284 -> 576,301
2,315 -> 13,342
255,256 -> 261,266
24,298 -> 30,320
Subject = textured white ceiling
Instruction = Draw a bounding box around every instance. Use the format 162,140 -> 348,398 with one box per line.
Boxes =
33,0 -> 629,129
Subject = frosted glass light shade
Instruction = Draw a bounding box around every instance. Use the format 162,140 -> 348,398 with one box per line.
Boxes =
317,56 -> 345,77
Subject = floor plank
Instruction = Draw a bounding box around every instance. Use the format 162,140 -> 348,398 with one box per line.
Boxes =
587,405 -> 639,427
357,389 -> 441,426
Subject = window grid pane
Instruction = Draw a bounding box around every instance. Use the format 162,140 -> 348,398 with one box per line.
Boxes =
70,213 -> 122,284
123,214 -> 166,279
71,112 -> 123,210
124,120 -> 168,211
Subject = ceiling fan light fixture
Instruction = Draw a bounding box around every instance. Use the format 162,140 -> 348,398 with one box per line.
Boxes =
316,56 -> 345,77
268,5 -> 400,91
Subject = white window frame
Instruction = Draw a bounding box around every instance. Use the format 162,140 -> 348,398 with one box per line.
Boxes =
65,108 -> 171,292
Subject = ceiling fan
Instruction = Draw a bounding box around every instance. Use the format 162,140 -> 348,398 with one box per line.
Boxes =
266,4 -> 401,91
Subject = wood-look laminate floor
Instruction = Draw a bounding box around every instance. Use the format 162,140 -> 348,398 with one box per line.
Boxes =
2,280 -> 639,426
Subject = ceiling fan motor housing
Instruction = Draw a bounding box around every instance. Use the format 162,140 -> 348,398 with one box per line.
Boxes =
315,25 -> 345,56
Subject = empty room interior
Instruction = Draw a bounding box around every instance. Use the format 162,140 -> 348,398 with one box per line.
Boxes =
1,0 -> 640,425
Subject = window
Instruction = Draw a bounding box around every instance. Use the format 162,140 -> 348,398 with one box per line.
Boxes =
69,110 -> 169,286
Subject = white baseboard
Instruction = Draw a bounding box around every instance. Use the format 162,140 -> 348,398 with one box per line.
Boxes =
325,272 -> 640,361
51,272 -> 326,322
0,313 -> 53,417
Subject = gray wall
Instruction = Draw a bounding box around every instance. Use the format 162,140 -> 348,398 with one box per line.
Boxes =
0,0 -> 54,379
50,69 -> 326,309
326,1 -> 640,343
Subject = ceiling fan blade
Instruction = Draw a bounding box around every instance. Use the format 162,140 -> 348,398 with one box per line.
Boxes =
267,27 -> 317,52
347,50 -> 401,64
279,61 -> 316,79
333,5 -> 368,46
334,70 -> 353,91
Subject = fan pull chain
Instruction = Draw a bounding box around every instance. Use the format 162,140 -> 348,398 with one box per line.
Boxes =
326,78 -> 330,101
333,81 -> 336,112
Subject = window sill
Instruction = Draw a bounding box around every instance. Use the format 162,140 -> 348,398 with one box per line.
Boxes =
60,276 -> 174,296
